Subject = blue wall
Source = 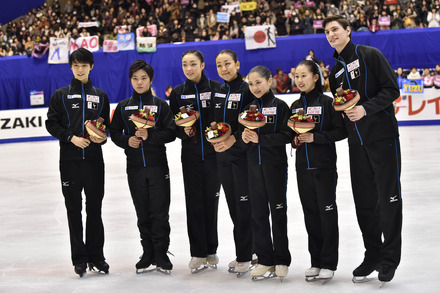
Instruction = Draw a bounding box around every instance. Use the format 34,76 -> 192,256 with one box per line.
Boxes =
1,28 -> 440,110
0,0 -> 46,24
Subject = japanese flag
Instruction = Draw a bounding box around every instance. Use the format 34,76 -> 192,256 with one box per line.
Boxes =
244,25 -> 277,50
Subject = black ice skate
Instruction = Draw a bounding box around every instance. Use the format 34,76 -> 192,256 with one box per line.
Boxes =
378,264 -> 396,288
352,260 -> 380,283
88,260 -> 109,274
155,251 -> 173,275
136,253 -> 156,274
74,263 -> 87,278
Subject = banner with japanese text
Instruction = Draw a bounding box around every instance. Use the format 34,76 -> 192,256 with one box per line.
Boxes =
117,33 -> 135,51
137,37 -> 156,53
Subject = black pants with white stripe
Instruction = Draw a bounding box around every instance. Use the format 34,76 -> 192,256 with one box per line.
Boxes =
349,136 -> 402,269
297,168 -> 339,271
218,146 -> 253,263
248,163 -> 291,267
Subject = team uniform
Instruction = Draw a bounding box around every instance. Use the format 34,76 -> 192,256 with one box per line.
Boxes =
239,90 -> 293,268
110,89 -> 176,270
290,87 -> 346,273
169,72 -> 222,259
329,41 -> 402,275
46,78 -> 110,267
212,73 -> 254,265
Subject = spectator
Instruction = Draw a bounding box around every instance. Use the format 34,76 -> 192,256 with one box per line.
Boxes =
434,64 -> 440,76
275,11 -> 288,36
305,49 -> 319,64
274,68 -> 290,94
289,15 -> 304,35
407,66 -> 421,79
391,11 -> 405,29
229,19 -> 240,39
422,67 -> 432,77
403,8 -> 418,28
396,67 -> 407,88
183,18 -> 196,42
302,9 -> 315,34
379,11 -> 391,30
369,18 -> 380,32
288,67 -> 300,93
357,14 -> 370,31
427,8 -> 440,27
164,85 -> 173,100
206,9 -> 217,35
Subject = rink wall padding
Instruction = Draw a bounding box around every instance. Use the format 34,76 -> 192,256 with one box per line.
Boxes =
1,28 -> 440,111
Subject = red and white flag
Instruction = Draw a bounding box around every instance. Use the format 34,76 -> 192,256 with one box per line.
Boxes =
244,25 -> 276,50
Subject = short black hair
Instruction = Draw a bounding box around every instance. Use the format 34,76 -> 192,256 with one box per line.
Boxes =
323,15 -> 352,39
129,59 -> 154,81
69,48 -> 94,67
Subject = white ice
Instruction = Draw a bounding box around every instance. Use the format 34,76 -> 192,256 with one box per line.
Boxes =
1,125 -> 440,293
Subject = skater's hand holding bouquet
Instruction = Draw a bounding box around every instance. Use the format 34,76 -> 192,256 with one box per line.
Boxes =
287,109 -> 315,148
333,87 -> 363,122
84,117 -> 107,143
204,121 -> 234,152
174,106 -> 199,138
238,105 -> 266,144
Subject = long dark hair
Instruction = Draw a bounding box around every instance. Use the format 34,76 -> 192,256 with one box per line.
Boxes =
296,59 -> 323,92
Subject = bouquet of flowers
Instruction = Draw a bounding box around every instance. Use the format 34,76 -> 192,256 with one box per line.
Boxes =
174,106 -> 200,127
84,117 -> 107,139
333,87 -> 360,111
238,105 -> 266,129
204,121 -> 231,143
287,109 -> 315,134
130,107 -> 156,128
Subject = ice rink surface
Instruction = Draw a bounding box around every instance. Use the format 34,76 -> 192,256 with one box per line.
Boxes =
1,125 -> 439,293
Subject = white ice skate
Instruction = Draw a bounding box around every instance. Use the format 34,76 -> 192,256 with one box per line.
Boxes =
251,264 -> 275,281
235,261 -> 251,277
207,254 -> 219,269
305,267 -> 321,282
228,259 -> 237,273
189,257 -> 208,274
318,269 -> 334,284
275,265 -> 288,282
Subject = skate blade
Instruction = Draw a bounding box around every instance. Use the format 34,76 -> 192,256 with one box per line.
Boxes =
321,277 -> 333,285
191,265 -> 208,274
352,276 -> 377,283
207,264 -> 217,270
157,268 -> 172,275
88,265 -> 109,275
305,275 -> 320,282
251,271 -> 276,281
236,270 -> 249,278
228,267 -> 236,273
136,267 -> 157,274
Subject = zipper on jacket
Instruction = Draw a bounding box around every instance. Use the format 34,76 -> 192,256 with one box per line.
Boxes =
223,84 -> 231,121
139,96 -> 146,167
81,84 -> 85,159
195,84 -> 205,160
301,95 -> 310,168
335,57 -> 363,145
256,99 -> 262,165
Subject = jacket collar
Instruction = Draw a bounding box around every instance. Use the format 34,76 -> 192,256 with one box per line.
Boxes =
333,40 -> 356,63
225,73 -> 245,90
184,71 -> 209,89
255,90 -> 275,106
70,78 -> 94,92
132,89 -> 154,104
301,87 -> 322,102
